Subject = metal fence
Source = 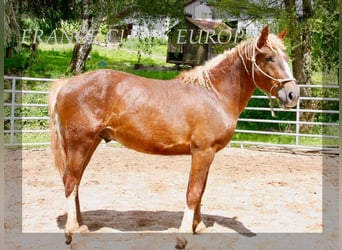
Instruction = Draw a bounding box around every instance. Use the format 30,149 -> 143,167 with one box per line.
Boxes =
3,76 -> 339,152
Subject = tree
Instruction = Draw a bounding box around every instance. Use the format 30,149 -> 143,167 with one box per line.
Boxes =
283,0 -> 338,131
67,0 -> 185,74
67,0 -> 107,74
4,0 -> 21,57
309,0 -> 339,72
4,0 -> 80,58
282,0 -> 315,131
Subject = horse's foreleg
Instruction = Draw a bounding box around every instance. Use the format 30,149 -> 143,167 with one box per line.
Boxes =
179,148 -> 215,233
194,203 -> 207,233
75,190 -> 83,226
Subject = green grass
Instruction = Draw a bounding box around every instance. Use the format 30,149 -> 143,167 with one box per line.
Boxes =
4,132 -> 49,146
5,42 -> 179,79
232,124 -> 339,148
125,69 -> 178,80
232,133 -> 295,144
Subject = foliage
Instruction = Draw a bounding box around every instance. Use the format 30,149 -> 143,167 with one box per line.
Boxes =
5,0 -> 81,48
308,0 -> 339,72
215,0 -> 283,21
214,0 -> 339,73
18,0 -> 81,32
4,0 -> 20,48
104,0 -> 185,23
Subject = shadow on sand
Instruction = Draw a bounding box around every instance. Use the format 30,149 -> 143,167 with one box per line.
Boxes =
57,209 -> 256,237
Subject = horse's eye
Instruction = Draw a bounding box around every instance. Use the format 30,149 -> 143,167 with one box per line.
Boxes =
265,56 -> 273,62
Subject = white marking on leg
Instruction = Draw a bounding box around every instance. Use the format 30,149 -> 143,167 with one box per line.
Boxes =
179,205 -> 194,233
65,185 -> 79,233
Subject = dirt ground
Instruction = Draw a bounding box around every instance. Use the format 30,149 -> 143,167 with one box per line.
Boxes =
4,145 -> 339,249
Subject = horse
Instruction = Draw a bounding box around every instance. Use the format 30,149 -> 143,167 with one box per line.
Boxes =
48,26 -> 298,245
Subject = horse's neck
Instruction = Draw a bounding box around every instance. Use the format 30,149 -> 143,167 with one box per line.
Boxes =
209,55 -> 256,115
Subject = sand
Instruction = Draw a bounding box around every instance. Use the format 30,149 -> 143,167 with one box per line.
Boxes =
4,145 -> 338,249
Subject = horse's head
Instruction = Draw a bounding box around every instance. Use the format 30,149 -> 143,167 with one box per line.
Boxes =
247,26 -> 299,109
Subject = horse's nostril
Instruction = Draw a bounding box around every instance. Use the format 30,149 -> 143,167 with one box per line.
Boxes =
288,91 -> 294,101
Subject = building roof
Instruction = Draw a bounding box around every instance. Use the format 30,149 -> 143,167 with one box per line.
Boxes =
185,16 -> 233,33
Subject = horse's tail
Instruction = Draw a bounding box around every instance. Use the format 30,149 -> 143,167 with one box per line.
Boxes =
48,79 -> 68,177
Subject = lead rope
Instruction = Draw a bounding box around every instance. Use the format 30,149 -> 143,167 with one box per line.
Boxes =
268,84 -> 278,117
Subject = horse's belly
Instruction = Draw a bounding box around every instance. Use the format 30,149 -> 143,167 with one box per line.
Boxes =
101,121 -> 191,155
116,132 -> 191,155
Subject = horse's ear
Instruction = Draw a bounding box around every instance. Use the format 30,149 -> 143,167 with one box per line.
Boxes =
278,29 -> 287,39
257,26 -> 269,48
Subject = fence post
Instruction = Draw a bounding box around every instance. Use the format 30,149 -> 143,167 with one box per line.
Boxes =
10,78 -> 16,145
295,85 -> 301,147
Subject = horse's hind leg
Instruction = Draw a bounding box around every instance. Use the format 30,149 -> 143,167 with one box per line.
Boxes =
63,139 -> 101,244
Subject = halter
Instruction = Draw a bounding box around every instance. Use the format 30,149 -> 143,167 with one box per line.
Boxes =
238,39 -> 296,117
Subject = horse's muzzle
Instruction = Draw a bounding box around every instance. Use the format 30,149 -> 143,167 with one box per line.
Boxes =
278,81 -> 299,109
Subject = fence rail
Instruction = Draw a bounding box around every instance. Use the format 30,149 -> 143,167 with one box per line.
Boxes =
3,76 -> 339,152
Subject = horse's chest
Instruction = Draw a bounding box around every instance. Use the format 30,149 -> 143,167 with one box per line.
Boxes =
211,112 -> 238,142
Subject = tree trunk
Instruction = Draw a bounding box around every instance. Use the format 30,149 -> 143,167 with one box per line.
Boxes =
284,0 -> 315,132
67,1 -> 103,75
68,42 -> 93,74
6,47 -> 12,58
293,26 -> 317,132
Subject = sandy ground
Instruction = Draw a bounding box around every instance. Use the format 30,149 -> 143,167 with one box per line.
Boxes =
4,145 -> 339,249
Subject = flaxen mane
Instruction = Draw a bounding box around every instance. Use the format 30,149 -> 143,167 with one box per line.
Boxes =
177,33 -> 285,89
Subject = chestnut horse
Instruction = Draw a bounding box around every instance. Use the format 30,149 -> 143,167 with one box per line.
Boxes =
48,27 -> 298,244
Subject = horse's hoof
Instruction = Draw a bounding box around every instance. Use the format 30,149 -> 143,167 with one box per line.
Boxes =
65,233 -> 72,245
175,236 -> 188,250
64,225 -> 89,244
